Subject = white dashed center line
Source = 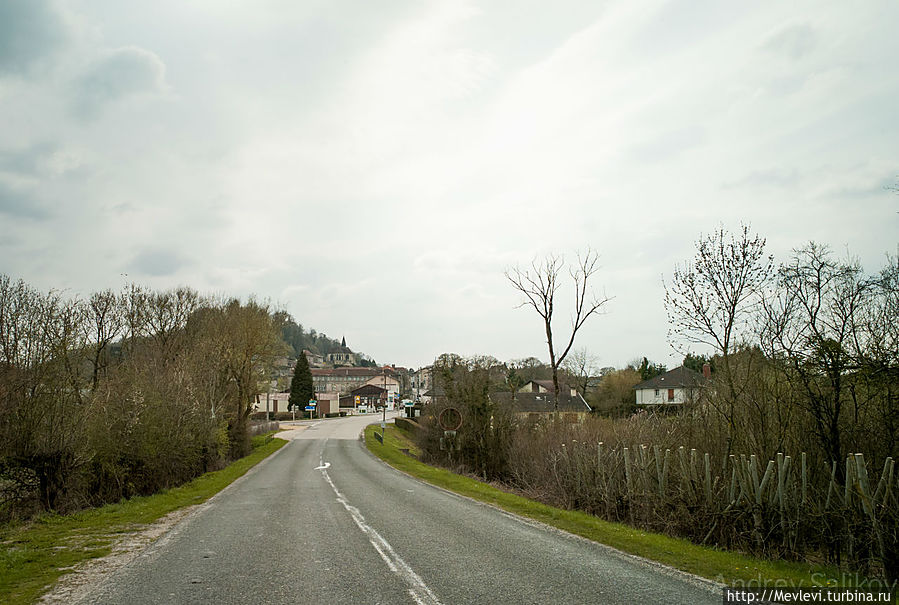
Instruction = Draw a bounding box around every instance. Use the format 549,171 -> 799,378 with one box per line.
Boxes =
318,453 -> 442,605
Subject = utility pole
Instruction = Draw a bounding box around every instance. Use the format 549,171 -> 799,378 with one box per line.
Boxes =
265,375 -> 271,421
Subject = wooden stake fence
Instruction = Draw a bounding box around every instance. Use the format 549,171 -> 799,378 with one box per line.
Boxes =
552,442 -> 897,572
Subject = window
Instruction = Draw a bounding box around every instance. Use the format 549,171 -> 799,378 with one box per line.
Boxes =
668,389 -> 675,402
654,389 -> 659,397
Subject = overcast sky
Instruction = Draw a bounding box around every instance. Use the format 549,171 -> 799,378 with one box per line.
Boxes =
1,1 -> 896,371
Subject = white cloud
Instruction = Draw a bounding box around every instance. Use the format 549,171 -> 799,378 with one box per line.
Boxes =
71,46 -> 169,117
0,0 -> 896,369
0,0 -> 75,75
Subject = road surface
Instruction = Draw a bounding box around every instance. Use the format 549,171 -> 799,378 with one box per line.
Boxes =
75,413 -> 720,604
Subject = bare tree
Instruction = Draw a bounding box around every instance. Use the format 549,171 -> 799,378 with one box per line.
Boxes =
759,243 -> 873,475
87,289 -> 125,392
562,346 -> 600,397
204,297 -> 286,457
591,367 -> 641,416
505,249 -> 610,411
0,275 -> 297,513
507,357 -> 551,383
664,225 -> 773,452
863,251 -> 899,369
861,252 -> 899,460
0,276 -> 91,509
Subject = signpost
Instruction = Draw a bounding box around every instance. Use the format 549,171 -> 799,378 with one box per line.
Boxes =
306,399 -> 317,419
438,407 -> 463,452
371,405 -> 388,444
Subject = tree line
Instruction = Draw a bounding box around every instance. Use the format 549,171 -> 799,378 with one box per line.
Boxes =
0,277 -> 288,519
416,230 -> 898,581
665,228 -> 898,472
277,313 -> 376,366
278,314 -> 346,358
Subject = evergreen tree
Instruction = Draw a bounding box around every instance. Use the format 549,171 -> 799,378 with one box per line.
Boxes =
289,354 -> 314,411
682,352 -> 714,374
632,356 -> 667,381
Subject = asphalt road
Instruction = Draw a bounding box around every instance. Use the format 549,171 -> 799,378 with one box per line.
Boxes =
77,413 -> 721,604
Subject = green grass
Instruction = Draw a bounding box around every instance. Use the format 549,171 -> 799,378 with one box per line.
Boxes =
365,424 -> 858,590
0,434 -> 286,605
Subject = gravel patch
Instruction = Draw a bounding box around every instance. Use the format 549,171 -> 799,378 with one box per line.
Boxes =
39,505 -> 203,604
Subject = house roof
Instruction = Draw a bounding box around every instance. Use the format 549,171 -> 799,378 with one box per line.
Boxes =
490,391 -> 592,413
327,347 -> 354,355
633,366 -> 705,390
526,379 -> 573,392
311,367 -> 397,377
351,384 -> 387,396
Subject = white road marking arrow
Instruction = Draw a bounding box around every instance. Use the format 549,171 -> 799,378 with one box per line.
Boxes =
315,462 -> 331,470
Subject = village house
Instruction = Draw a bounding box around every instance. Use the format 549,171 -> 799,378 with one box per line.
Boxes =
326,350 -> 357,366
411,366 -> 434,402
311,366 -> 401,399
303,350 -> 325,368
253,391 -> 290,414
490,379 -> 593,422
633,365 -> 709,407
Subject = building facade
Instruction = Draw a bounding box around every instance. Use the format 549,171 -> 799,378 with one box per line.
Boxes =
633,365 -> 707,406
312,366 -> 401,398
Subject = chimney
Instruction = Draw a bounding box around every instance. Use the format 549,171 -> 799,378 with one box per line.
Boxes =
702,363 -> 711,379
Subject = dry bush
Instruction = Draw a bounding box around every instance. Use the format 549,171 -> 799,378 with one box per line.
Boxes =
503,409 -> 898,581
1,276 -> 284,518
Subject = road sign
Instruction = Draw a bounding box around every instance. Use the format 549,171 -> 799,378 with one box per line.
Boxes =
438,407 -> 463,431
354,396 -> 360,404
404,402 -> 414,408
308,399 -> 317,406
304,405 -> 315,411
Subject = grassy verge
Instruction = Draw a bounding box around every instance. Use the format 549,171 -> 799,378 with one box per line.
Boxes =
365,424 -> 856,590
0,434 -> 286,605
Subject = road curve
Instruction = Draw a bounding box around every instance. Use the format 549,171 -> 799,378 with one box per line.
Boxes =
76,414 -> 720,604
